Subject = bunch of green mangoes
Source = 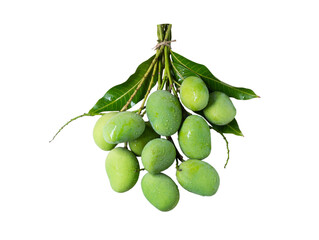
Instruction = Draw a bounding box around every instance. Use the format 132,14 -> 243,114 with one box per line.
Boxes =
93,76 -> 237,211
50,24 -> 258,212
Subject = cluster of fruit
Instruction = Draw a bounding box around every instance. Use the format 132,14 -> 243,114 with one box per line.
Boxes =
51,24 -> 257,212
93,75 -> 237,211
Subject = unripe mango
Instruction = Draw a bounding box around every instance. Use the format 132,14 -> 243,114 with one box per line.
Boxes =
93,112 -> 117,151
176,159 -> 219,196
178,115 -> 211,160
103,112 -> 145,144
93,112 -> 118,151
105,147 -> 140,193
141,138 -> 176,174
146,90 -> 182,136
141,173 -> 179,211
180,76 -> 209,111
129,123 -> 159,156
203,91 -> 236,126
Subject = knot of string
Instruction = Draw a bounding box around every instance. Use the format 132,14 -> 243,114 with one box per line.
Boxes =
153,40 -> 176,50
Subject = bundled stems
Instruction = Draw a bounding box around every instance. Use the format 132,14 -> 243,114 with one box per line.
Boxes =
120,49 -> 161,112
164,45 -> 178,97
137,61 -> 158,115
121,24 -> 173,112
157,57 -> 162,89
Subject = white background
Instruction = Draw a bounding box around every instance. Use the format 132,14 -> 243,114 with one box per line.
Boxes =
1,0 -> 318,239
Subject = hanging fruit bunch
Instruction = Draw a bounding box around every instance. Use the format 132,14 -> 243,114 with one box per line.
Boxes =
50,24 -> 259,211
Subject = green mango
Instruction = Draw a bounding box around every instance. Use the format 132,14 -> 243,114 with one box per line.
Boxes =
180,76 -> 209,111
103,111 -> 145,144
105,147 -> 140,193
146,90 -> 182,136
178,115 -> 211,160
176,159 -> 219,196
141,138 -> 176,174
141,173 -> 179,211
203,91 -> 236,126
129,123 -> 160,156
93,112 -> 118,151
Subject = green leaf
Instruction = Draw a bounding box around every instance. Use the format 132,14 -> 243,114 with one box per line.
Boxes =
89,55 -> 156,114
171,61 -> 199,84
171,51 -> 259,100
211,119 -> 243,136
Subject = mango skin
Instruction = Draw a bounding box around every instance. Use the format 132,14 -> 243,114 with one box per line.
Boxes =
176,159 -> 220,196
129,123 -> 160,156
146,90 -> 182,136
203,91 -> 236,126
103,112 -> 145,144
141,173 -> 179,211
180,76 -> 209,111
105,147 -> 140,193
93,112 -> 118,151
178,115 -> 211,160
141,138 -> 176,174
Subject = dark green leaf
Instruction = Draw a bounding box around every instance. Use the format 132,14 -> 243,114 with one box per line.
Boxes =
171,61 -> 199,84
171,51 -> 259,100
211,119 -> 243,136
89,55 -> 156,114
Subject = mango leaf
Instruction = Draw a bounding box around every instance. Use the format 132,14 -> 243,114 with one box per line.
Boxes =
210,118 -> 243,136
171,51 -> 259,100
171,61 -> 199,84
89,55 -> 156,114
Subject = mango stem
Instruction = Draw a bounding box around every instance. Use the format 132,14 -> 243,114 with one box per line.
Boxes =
121,25 -> 172,112
49,113 -> 90,143
137,61 -> 158,115
167,136 -> 184,162
219,132 -> 230,168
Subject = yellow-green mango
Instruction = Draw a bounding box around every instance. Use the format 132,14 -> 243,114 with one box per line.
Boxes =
178,115 -> 211,159
180,76 -> 209,111
141,138 -> 176,174
103,112 -> 145,144
176,159 -> 219,196
105,147 -> 140,193
93,112 -> 118,151
129,123 -> 160,156
146,90 -> 182,136
141,173 -> 179,211
203,91 -> 236,126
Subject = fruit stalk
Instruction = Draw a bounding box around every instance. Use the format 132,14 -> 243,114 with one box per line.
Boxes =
137,61 -> 158,115
220,132 -> 230,168
120,24 -> 172,112
157,25 -> 164,89
49,113 -> 91,142
166,136 -> 184,163
120,51 -> 160,112
164,45 -> 177,97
